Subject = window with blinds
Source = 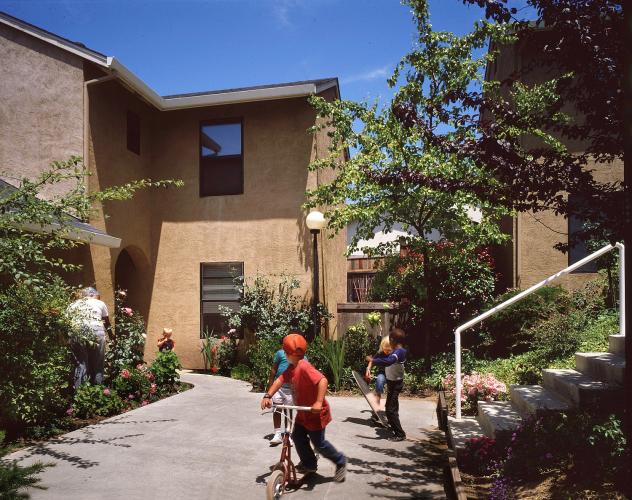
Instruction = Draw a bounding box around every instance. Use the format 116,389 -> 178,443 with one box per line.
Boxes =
200,262 -> 243,338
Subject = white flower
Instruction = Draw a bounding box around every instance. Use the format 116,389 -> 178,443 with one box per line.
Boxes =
142,333 -> 147,339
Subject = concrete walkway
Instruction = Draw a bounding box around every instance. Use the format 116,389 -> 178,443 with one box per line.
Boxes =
6,373 -> 447,499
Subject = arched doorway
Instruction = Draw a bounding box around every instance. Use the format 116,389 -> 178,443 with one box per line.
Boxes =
114,246 -> 151,321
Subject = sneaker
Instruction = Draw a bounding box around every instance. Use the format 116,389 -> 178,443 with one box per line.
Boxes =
388,435 -> 406,442
296,462 -> 317,474
334,462 -> 347,482
269,431 -> 283,446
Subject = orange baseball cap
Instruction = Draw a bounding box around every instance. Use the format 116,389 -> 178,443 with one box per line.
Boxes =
282,333 -> 307,357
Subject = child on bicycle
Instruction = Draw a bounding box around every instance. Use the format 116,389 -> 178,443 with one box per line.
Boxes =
365,335 -> 393,412
366,327 -> 407,441
261,333 -> 347,482
267,337 -> 294,445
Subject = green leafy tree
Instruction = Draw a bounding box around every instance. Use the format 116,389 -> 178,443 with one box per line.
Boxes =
306,1 -> 510,353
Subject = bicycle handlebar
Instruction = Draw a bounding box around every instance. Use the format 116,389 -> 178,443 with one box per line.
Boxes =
271,404 -> 313,411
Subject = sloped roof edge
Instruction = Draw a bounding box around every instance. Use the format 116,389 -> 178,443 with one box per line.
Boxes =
0,11 -> 340,111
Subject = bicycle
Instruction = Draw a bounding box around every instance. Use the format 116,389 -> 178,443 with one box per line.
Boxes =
262,404 -> 313,500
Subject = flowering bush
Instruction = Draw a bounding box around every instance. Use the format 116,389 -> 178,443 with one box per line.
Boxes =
442,372 -> 507,415
460,436 -> 500,475
70,384 -> 124,419
105,290 -> 147,380
112,365 -> 152,403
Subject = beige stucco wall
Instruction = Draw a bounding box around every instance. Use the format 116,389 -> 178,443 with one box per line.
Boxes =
488,40 -> 623,291
86,78 -> 156,318
144,94 -> 346,368
0,22 -> 347,369
0,23 -> 84,199
86,81 -> 347,368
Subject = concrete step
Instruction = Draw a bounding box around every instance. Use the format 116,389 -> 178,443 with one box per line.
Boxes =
476,401 -> 522,439
575,352 -> 625,384
510,384 -> 572,416
447,416 -> 484,454
542,368 -> 624,412
609,334 -> 625,355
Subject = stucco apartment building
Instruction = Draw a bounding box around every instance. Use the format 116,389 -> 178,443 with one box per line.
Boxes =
486,36 -> 623,292
0,12 -> 347,368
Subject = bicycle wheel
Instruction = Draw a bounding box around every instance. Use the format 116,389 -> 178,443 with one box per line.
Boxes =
266,469 -> 286,500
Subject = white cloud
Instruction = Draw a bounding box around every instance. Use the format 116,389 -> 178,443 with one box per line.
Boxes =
341,65 -> 391,84
272,0 -> 303,27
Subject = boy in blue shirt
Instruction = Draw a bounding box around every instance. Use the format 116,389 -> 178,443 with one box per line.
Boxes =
267,336 -> 295,445
366,328 -> 407,441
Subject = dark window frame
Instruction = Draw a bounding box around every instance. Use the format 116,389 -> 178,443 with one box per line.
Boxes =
127,110 -> 141,155
199,261 -> 244,338
199,118 -> 244,197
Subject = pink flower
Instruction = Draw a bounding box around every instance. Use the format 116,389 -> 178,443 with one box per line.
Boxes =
121,369 -> 130,379
103,388 -> 111,396
122,307 -> 133,316
141,400 -> 149,407
150,383 -> 157,394
128,394 -> 135,400
136,364 -> 144,370
66,408 -> 74,416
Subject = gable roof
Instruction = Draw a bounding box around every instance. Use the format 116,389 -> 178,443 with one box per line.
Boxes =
0,11 -> 340,111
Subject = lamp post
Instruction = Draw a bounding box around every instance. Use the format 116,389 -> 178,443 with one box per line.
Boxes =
306,210 -> 326,341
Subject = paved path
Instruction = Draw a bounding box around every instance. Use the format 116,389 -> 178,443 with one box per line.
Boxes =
6,373 -> 447,499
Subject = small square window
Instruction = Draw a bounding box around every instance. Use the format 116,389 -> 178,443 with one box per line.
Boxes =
127,110 -> 140,155
199,121 -> 243,196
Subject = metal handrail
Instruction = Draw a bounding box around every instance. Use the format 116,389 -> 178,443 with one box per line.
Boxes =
454,242 -> 625,419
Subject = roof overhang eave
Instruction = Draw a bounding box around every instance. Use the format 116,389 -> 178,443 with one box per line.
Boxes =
108,59 -> 339,111
21,222 -> 122,248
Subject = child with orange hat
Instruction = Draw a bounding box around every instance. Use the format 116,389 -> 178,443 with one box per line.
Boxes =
261,332 -> 347,482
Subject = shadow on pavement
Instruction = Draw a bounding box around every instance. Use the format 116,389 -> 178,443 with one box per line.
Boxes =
347,428 -> 448,498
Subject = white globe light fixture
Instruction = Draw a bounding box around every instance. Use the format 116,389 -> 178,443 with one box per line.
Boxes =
305,210 -> 326,340
306,210 -> 326,232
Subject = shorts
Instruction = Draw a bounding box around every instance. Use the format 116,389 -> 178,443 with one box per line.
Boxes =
272,385 -> 294,405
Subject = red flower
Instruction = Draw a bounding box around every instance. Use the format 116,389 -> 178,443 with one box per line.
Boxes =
121,369 -> 130,379
211,366 -> 219,374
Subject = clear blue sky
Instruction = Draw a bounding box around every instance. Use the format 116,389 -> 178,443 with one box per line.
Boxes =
0,0 -> 505,103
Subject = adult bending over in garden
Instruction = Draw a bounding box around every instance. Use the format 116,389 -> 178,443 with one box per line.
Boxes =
68,287 -> 111,387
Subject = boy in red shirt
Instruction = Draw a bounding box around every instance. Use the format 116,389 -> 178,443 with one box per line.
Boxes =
261,333 -> 347,482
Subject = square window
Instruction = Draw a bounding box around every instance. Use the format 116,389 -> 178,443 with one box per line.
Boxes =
200,121 -> 243,196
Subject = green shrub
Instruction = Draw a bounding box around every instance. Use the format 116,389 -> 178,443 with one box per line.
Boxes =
105,290 -> 147,380
71,384 -> 124,419
220,274 -> 331,341
230,364 -> 252,382
246,338 -> 281,391
0,280 -> 74,432
150,351 -> 181,391
403,358 -> 426,394
423,351 -> 478,390
322,338 -> 346,392
474,286 -> 571,357
343,323 -> 376,374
